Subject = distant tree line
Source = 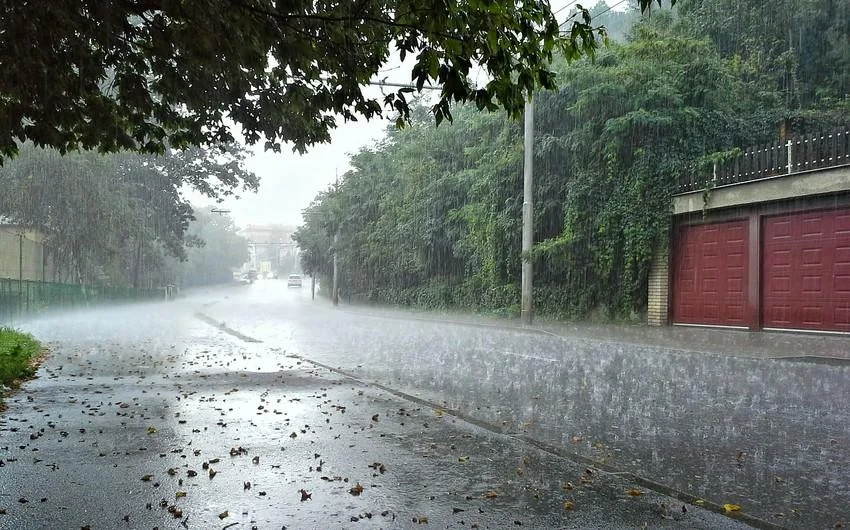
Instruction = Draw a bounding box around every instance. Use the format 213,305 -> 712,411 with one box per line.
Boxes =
295,0 -> 850,319
0,144 -> 256,289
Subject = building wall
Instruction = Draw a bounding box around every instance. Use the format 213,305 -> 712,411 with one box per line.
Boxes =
664,193 -> 850,331
0,226 -> 50,281
647,246 -> 669,326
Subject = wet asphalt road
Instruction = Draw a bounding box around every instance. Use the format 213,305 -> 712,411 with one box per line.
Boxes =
198,281 -> 850,530
0,281 -> 846,529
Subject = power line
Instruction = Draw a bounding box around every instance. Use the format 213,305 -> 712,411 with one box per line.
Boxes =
559,0 -> 628,34
553,0 -> 580,17
590,0 -> 629,21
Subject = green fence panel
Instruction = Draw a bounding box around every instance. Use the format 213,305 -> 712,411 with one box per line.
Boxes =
0,277 -> 163,324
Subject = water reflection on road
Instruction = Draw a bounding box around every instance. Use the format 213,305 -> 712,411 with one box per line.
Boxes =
207,281 -> 850,529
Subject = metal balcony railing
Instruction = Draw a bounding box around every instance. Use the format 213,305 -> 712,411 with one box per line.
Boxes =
675,126 -> 850,195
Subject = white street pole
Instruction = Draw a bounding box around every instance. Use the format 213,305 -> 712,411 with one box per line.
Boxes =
521,98 -> 534,325
332,232 -> 339,306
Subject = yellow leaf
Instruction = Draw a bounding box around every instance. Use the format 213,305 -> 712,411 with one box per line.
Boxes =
563,500 -> 574,510
458,456 -> 470,463
175,491 -> 186,498
695,499 -> 706,506
724,503 -> 742,512
147,426 -> 157,435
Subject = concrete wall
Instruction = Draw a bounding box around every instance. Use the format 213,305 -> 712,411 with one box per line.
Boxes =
0,226 -> 49,281
647,247 -> 669,326
673,165 -> 850,215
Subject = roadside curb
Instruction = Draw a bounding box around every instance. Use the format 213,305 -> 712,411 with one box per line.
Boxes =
340,308 -> 850,365
342,307 -> 562,337
193,312 -> 262,343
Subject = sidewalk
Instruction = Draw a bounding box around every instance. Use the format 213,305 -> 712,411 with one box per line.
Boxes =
344,304 -> 850,361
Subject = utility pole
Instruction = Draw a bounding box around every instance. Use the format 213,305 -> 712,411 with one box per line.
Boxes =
521,99 -> 534,325
332,232 -> 339,306
18,232 -> 23,299
331,169 -> 343,307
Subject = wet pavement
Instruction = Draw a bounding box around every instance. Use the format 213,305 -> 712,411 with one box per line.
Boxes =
197,281 -> 850,530
0,293 -> 751,529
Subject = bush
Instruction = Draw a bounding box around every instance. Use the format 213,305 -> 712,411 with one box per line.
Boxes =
0,328 -> 42,390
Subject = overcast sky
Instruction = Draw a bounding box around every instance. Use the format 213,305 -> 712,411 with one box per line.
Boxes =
194,0 -> 615,229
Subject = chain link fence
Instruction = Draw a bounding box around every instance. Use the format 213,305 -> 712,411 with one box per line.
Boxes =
0,278 -> 164,323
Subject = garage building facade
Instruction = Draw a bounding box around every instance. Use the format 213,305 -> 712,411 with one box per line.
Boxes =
650,128 -> 850,333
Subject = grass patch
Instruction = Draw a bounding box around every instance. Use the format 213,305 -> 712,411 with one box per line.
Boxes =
1,327 -> 42,398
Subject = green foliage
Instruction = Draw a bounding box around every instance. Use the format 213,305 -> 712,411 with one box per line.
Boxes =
0,328 -> 41,390
0,0 -> 625,160
675,0 -> 850,119
0,144 -> 257,288
176,208 -> 250,287
295,0 -> 847,320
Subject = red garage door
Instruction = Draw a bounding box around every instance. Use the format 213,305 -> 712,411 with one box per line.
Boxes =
673,220 -> 750,327
762,209 -> 850,332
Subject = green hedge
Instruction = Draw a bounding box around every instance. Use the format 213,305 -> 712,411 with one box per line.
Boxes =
0,328 -> 41,391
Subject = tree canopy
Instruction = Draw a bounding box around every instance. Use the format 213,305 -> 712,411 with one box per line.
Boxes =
0,143 -> 257,287
0,0 -> 668,160
294,0 -> 850,318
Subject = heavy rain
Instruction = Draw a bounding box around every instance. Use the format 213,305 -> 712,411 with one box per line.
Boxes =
1,1 -> 849,529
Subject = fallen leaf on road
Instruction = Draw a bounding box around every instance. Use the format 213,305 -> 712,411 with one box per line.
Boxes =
564,501 -> 574,510
175,491 -> 186,498
349,482 -> 364,496
218,510 -> 229,519
147,426 -> 157,435
626,488 -> 644,497
299,489 -> 312,501
724,503 -> 742,512
458,456 -> 469,463
484,490 -> 499,498
141,474 -> 153,482
368,462 -> 386,474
